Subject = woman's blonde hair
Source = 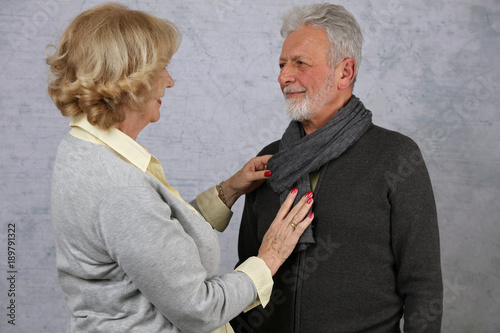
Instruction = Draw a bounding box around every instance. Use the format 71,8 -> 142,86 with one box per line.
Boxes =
46,3 -> 181,129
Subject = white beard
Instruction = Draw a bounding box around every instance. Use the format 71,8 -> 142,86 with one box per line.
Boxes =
284,92 -> 314,122
284,73 -> 335,122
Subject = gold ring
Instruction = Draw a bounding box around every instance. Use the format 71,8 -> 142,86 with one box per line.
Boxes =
290,221 -> 297,230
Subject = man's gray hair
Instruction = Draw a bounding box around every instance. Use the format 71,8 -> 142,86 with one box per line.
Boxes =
281,3 -> 363,74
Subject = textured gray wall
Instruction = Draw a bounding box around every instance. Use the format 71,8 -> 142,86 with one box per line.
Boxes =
0,0 -> 499,332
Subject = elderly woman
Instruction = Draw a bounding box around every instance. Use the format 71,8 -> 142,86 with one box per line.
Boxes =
47,3 -> 314,333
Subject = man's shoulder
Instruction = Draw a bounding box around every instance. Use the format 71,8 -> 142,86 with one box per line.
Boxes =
254,125 -> 421,157
257,140 -> 281,156
367,124 -> 420,150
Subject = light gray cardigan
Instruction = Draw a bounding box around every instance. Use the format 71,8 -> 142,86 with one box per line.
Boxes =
51,133 -> 258,332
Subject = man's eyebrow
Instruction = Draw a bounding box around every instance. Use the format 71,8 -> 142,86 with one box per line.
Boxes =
279,54 -> 310,62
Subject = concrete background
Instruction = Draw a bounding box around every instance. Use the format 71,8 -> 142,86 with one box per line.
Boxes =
0,0 -> 498,331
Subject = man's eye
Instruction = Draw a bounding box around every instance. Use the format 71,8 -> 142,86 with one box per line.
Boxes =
279,63 -> 285,69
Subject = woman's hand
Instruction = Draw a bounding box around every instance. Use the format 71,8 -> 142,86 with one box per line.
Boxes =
257,188 -> 314,275
219,155 -> 272,208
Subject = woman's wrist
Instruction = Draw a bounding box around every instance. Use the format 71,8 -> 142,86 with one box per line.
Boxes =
256,253 -> 281,276
217,180 -> 240,209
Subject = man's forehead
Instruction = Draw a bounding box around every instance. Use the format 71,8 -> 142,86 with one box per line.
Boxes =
280,27 -> 329,62
279,53 -> 311,61
283,26 -> 328,42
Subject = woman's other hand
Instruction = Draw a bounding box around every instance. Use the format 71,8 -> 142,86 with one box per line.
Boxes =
257,188 -> 314,275
219,155 -> 272,208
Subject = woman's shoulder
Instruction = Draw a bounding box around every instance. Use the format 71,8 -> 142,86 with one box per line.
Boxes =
55,133 -> 152,190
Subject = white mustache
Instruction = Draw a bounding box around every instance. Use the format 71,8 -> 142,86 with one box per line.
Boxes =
284,86 -> 307,94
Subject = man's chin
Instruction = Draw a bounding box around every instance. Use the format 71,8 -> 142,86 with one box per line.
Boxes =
284,97 -> 315,122
285,109 -> 313,122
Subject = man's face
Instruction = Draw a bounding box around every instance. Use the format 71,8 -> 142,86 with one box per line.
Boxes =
278,26 -> 337,121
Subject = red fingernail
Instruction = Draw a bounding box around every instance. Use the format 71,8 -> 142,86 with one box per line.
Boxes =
291,187 -> 298,194
264,170 -> 271,177
306,191 -> 313,199
307,197 -> 313,204
308,212 -> 314,219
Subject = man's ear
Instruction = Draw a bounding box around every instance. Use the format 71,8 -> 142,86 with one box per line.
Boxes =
337,58 -> 356,90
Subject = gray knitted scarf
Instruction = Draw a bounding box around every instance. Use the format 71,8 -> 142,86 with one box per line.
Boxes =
267,95 -> 373,251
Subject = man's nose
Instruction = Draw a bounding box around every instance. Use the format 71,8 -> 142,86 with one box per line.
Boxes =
278,64 -> 296,86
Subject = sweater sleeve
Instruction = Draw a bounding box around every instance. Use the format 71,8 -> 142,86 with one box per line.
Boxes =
194,186 -> 233,232
235,256 -> 273,311
95,186 -> 257,333
388,142 -> 443,332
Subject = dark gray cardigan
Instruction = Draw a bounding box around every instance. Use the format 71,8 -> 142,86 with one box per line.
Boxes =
232,124 -> 443,333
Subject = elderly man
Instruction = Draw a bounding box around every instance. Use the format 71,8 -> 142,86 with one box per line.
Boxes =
232,3 -> 443,333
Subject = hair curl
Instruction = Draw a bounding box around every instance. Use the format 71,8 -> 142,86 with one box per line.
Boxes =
46,3 -> 181,129
280,4 -> 363,83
